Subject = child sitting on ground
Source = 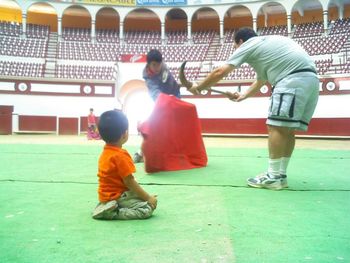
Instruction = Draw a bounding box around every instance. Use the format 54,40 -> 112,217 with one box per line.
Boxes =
92,110 -> 157,220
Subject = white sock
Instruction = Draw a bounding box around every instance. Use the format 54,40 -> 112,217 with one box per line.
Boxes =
268,158 -> 281,178
280,157 -> 290,176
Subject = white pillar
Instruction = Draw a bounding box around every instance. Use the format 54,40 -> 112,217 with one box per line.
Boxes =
91,19 -> 96,40
287,14 -> 292,35
119,21 -> 124,43
339,6 -> 344,20
219,20 -> 224,41
22,13 -> 26,35
323,10 -> 328,33
161,22 -> 165,44
187,21 -> 191,41
58,17 -> 62,37
253,17 -> 257,32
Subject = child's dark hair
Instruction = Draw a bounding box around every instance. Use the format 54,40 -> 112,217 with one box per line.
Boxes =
147,49 -> 162,64
234,27 -> 257,44
98,110 -> 128,143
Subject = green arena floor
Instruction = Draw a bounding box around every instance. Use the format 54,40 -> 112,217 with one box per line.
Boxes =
0,135 -> 349,263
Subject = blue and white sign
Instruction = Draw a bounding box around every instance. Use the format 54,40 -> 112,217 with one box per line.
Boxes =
136,0 -> 187,6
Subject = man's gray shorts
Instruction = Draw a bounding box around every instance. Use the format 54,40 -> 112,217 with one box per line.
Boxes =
267,72 -> 319,131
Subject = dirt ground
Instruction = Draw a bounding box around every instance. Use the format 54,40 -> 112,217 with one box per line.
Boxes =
0,134 -> 349,150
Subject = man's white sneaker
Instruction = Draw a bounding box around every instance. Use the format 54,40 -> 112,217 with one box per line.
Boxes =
247,173 -> 283,190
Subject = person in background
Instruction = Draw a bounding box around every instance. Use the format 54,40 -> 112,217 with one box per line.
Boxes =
133,49 -> 181,163
87,108 -> 100,140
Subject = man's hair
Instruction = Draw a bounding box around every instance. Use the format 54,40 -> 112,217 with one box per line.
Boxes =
98,110 -> 128,144
147,49 -> 162,64
234,27 -> 257,44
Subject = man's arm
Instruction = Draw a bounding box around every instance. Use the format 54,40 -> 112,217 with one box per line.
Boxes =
232,79 -> 266,102
189,64 -> 235,94
145,78 -> 161,101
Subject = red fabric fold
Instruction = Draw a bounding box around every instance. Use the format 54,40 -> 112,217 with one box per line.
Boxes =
138,93 -> 207,173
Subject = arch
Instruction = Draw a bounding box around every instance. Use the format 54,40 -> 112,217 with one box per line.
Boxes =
62,5 -> 91,29
124,8 -> 161,32
27,2 -> 57,32
192,7 -> 220,32
224,5 -> 253,31
291,0 -> 324,25
96,7 -> 119,31
119,79 -> 152,135
119,79 -> 147,102
256,2 -> 287,29
327,0 -> 350,20
0,0 -> 21,23
165,8 -> 187,33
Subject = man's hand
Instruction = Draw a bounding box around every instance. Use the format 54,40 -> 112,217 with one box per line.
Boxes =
147,195 -> 158,210
226,92 -> 246,102
188,82 -> 200,95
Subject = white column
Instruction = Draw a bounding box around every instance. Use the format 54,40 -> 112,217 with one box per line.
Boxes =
219,20 -> 224,42
187,21 -> 191,41
339,5 -> 344,20
161,22 -> 165,44
253,17 -> 257,32
58,17 -> 62,37
323,10 -> 328,33
287,14 -> 292,35
22,13 -> 26,35
119,21 -> 124,43
91,19 -> 96,40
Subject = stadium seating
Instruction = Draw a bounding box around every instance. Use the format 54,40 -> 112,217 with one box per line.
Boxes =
292,21 -> 324,38
259,25 -> 288,36
0,36 -> 47,57
1,20 -> 349,81
0,60 -> 44,77
166,30 -> 187,44
62,27 -> 91,42
192,30 -> 216,44
55,64 -> 114,80
125,31 -> 161,44
96,29 -> 119,43
0,20 -> 21,36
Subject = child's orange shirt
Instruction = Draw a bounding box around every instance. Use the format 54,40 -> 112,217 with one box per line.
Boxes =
97,144 -> 136,202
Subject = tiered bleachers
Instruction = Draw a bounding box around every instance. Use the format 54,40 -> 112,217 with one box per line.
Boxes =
0,36 -> 47,57
26,24 -> 49,39
224,64 -> 256,80
295,35 -> 348,55
96,29 -> 119,43
192,30 -> 216,44
260,25 -> 288,36
161,44 -> 209,62
58,41 -> 120,61
0,60 -> 44,77
217,43 -> 236,61
0,20 -> 21,36
224,30 -> 235,43
293,22 -> 324,38
169,65 -> 200,82
124,31 -> 161,44
56,64 -> 114,80
62,27 -> 91,42
166,30 -> 187,44
315,59 -> 332,75
329,18 -> 350,35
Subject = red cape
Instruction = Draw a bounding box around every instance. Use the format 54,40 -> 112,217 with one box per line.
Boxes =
138,93 -> 208,173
